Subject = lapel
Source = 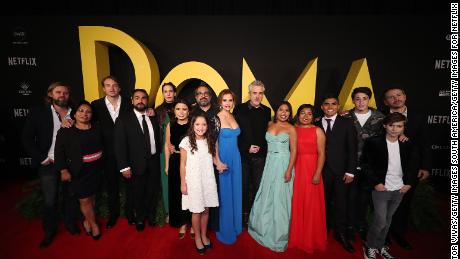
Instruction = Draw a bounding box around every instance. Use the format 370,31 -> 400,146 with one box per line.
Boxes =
45,105 -> 54,141
129,110 -> 145,137
100,98 -> 115,125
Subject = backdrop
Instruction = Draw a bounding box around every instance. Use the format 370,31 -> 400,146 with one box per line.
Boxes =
1,15 -> 450,191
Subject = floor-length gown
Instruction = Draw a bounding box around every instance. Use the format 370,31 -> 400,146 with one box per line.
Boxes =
248,132 -> 294,252
216,128 -> 242,244
288,126 -> 327,253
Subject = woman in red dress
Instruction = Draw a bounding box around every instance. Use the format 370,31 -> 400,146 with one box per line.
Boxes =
289,104 -> 327,253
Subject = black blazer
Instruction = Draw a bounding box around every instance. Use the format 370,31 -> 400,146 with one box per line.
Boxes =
22,105 -> 55,167
113,110 -> 161,175
315,116 -> 358,176
54,125 -> 103,176
233,101 -> 271,157
361,135 -> 419,188
91,96 -> 131,156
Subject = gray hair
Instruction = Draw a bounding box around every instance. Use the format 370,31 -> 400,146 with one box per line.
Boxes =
248,80 -> 265,92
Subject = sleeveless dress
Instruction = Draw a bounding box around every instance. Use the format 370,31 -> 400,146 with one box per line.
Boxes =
288,126 -> 327,253
168,121 -> 190,227
248,132 -> 294,252
179,136 -> 219,213
216,128 -> 243,244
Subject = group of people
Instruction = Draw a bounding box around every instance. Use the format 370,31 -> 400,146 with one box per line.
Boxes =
22,76 -> 430,259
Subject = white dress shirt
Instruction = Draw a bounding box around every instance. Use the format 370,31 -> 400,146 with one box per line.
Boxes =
44,105 -> 71,163
104,96 -> 121,123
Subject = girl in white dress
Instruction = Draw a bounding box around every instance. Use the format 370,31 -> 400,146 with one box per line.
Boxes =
179,114 -> 226,255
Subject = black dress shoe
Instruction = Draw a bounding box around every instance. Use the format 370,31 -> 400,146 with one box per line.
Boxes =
65,224 -> 81,236
334,233 -> 355,253
136,221 -> 145,232
106,217 -> 118,229
128,217 -> 136,225
393,234 -> 412,250
39,233 -> 55,249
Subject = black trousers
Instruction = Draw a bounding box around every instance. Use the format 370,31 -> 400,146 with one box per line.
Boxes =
127,155 -> 161,222
323,166 -> 353,233
103,153 -> 120,219
241,155 -> 265,225
39,163 -> 79,235
348,171 -> 372,230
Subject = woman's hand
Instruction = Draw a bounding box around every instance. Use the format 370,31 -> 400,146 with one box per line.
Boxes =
312,173 -> 321,185
181,181 -> 187,195
284,170 -> 292,183
60,169 -> 72,182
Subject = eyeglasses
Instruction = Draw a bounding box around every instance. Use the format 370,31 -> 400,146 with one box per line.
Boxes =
196,91 -> 210,96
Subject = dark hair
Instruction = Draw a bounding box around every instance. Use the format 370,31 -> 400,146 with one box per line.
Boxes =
321,93 -> 339,104
383,87 -> 406,99
71,100 -> 92,120
132,88 -> 148,97
186,114 -> 216,156
162,82 -> 177,92
100,75 -> 120,87
273,101 -> 293,123
351,87 -> 372,99
295,104 -> 314,124
217,89 -> 237,107
172,99 -> 190,121
382,112 -> 406,125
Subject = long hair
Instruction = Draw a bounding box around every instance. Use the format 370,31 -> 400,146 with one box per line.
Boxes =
172,99 -> 190,122
186,114 -> 216,156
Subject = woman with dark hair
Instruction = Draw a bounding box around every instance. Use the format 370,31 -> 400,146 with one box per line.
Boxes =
164,100 -> 193,238
289,104 -> 327,253
248,101 -> 297,252
54,100 -> 103,240
155,82 -> 177,223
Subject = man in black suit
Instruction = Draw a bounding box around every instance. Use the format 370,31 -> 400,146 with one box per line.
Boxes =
22,82 -> 80,248
114,89 -> 161,232
315,94 -> 358,253
233,80 -> 271,227
383,87 -> 431,250
91,75 -> 131,229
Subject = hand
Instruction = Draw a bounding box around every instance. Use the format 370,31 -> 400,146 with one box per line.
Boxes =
418,169 -> 429,181
216,162 -> 228,173
146,108 -> 155,117
249,145 -> 260,154
284,170 -> 292,183
169,144 -> 176,154
312,174 -> 321,185
181,182 -> 187,195
398,134 -> 409,142
165,167 -> 169,176
342,174 -> 354,184
339,110 -> 349,116
60,169 -> 72,182
41,158 -> 52,165
122,169 -> 132,179
61,119 -> 74,128
400,185 -> 412,193
374,183 -> 387,191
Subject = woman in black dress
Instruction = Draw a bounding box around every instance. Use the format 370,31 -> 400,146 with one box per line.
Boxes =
165,100 -> 192,238
55,100 -> 103,240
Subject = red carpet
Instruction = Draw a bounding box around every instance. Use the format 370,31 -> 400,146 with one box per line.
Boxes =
0,179 -> 449,259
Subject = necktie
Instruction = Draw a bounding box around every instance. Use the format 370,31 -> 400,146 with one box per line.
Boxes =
142,115 -> 152,155
325,118 -> 332,137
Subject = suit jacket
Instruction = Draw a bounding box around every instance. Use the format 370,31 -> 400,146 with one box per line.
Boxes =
403,110 -> 431,171
315,115 -> 358,176
361,135 -> 419,188
113,110 -> 161,175
22,105 -> 56,167
54,125 -> 103,176
233,101 -> 271,157
91,96 -> 131,156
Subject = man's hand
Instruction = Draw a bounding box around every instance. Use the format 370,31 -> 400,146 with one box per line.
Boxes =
343,174 -> 354,184
146,108 -> 155,117
374,183 -> 387,192
60,169 -> 72,182
398,134 -> 409,142
61,119 -> 74,128
122,169 -> 132,179
418,169 -> 429,181
249,145 -> 260,154
400,185 -> 412,193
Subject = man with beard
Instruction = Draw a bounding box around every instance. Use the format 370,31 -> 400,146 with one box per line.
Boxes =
91,75 -> 131,229
383,87 -> 430,250
114,89 -> 161,232
22,82 -> 80,248
233,80 -> 271,227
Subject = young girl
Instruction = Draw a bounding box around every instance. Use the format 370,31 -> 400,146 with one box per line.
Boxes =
179,114 -> 226,255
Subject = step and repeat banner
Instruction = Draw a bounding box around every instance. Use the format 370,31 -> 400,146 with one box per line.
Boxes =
0,15 -> 450,191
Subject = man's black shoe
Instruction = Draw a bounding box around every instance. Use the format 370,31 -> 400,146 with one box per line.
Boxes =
65,223 -> 81,235
127,217 -> 136,225
136,221 -> 145,232
39,233 -> 55,249
393,233 -> 412,250
106,217 -> 118,229
334,232 -> 355,253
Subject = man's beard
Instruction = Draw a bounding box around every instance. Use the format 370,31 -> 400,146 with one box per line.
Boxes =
134,103 -> 147,112
198,99 -> 210,107
52,98 -> 68,107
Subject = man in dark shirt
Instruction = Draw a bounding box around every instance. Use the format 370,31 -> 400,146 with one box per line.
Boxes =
233,80 -> 271,227
190,81 -> 220,141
